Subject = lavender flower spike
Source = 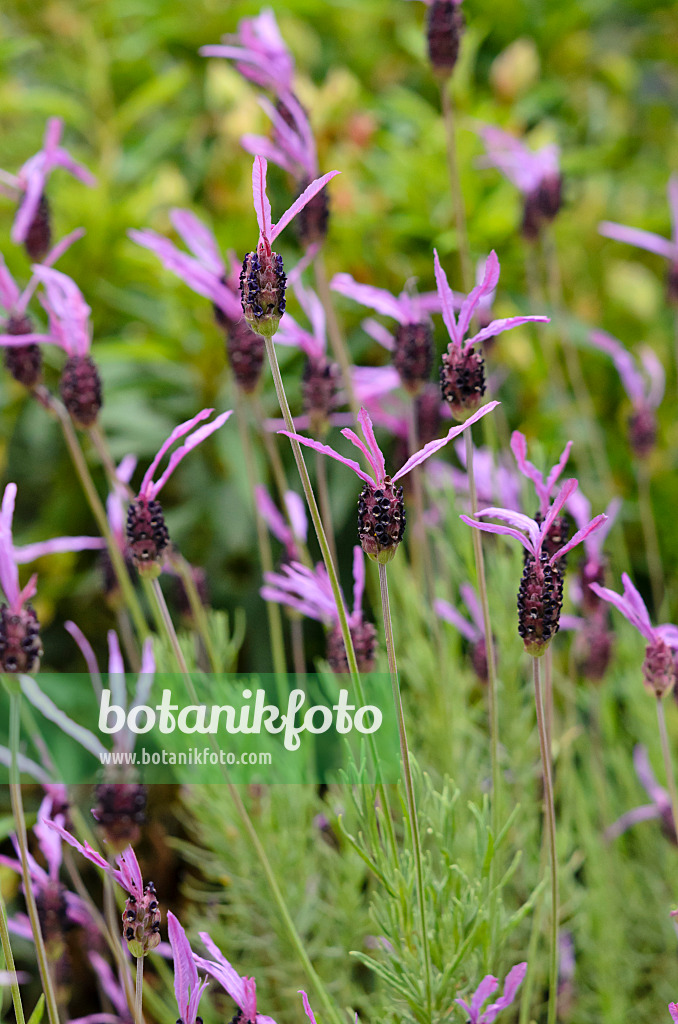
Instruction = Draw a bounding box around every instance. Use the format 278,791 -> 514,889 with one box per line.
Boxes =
281,401 -> 498,563
589,573 -> 678,697
126,408 -> 232,577
599,176 -> 678,303
462,479 -> 607,655
455,962 -> 527,1024
477,125 -> 562,240
331,273 -> 442,395
435,249 -> 549,419
589,329 -> 664,457
193,931 -> 277,1024
167,912 -> 209,1024
240,156 -> 339,337
0,118 -> 95,258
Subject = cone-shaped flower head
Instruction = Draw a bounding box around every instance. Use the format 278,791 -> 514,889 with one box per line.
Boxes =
0,118 -> 95,258
462,479 -> 608,656
130,211 -> 265,393
599,176 -> 678,304
455,962 -> 527,1024
240,157 -> 339,338
45,824 -> 161,955
192,931 -> 278,1024
127,409 -> 232,577
589,329 -> 664,457
281,401 -> 498,563
167,912 -> 209,1024
331,273 -> 443,395
477,126 -> 562,240
435,249 -> 549,419
0,229 -> 84,389
589,573 -> 678,698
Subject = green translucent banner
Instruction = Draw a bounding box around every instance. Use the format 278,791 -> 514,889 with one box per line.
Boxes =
0,673 -> 400,785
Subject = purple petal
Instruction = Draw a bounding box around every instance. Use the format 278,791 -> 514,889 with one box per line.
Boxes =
252,157 -> 272,244
434,598 -> 478,642
621,572 -> 654,635
538,478 -> 578,553
150,410 -> 232,498
362,317 -> 395,351
256,486 -> 291,546
551,513 -> 607,565
471,974 -> 499,1017
668,175 -> 678,246
352,546 -> 365,619
271,170 -> 340,243
482,963 -> 527,1023
170,209 -> 223,275
633,745 -> 670,807
588,582 -> 653,641
115,847 -> 144,898
14,536 -> 106,563
433,249 -> 459,346
32,266 -> 91,357
277,430 -> 373,484
460,514 -> 536,556
49,148 -> 96,188
0,482 -> 20,609
357,407 -> 386,483
330,274 -> 405,322
140,409 -> 214,498
45,821 -> 111,875
241,134 -> 299,178
598,222 -> 676,260
168,911 -> 200,1022
544,440 -> 573,499
0,254 -> 20,310
605,803 -> 663,841
457,250 -> 500,342
460,583 -> 484,635
299,992 -> 317,1024
639,346 -> 665,409
285,492 -> 308,545
669,1003 -> 678,1023
194,934 -> 247,1008
589,329 -> 645,404
468,315 -> 550,349
392,401 -> 499,481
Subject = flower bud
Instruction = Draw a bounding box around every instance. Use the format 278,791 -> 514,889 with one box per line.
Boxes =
124,881 -> 161,958
3,313 -> 42,388
93,783 -> 148,852
326,619 -> 377,673
224,317 -> 265,393
0,604 -> 43,673
59,355 -> 103,428
302,355 -> 339,435
36,881 -> 70,962
357,480 -> 406,564
426,0 -> 464,78
537,173 -> 564,221
393,321 -> 434,395
628,405 -> 657,458
517,553 -> 563,656
240,245 -> 287,338
126,497 -> 169,578
440,345 -> 486,420
23,194 -> 52,262
642,637 -> 676,698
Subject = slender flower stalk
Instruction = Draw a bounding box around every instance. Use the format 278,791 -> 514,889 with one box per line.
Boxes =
0,885 -> 26,1024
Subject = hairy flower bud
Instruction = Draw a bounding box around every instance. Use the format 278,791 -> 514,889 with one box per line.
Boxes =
295,178 -> 330,248
357,480 -> 406,564
426,0 -> 464,78
393,321 -> 434,395
440,345 -> 486,420
642,637 -> 676,698
240,245 -> 287,338
302,355 -> 339,435
224,317 -> 265,393
537,173 -> 564,221
23,194 -> 52,262
126,497 -> 169,578
59,355 -> 103,428
0,604 -> 43,673
326,619 -> 377,674
93,783 -> 148,852
3,313 -> 42,388
36,881 -> 70,962
628,405 -> 657,458
124,881 -> 161,958
579,559 -> 606,614
521,191 -> 543,242
517,553 -> 563,656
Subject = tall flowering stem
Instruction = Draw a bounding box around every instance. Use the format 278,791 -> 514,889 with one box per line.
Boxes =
135,955 -> 144,1024
531,657 -> 559,1024
440,84 -> 472,293
0,885 -> 25,1024
656,699 -> 678,844
464,429 -> 501,832
6,686 -> 61,1024
378,561 -> 432,1019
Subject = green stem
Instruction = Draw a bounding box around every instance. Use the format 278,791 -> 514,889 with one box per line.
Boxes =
144,578 -> 190,676
88,423 -> 120,486
464,430 -> 500,829
47,396 -> 148,643
170,552 -> 221,673
313,251 -> 360,422
439,81 -> 472,294
637,462 -> 664,616
656,698 -> 678,842
532,656 -> 559,1024
135,957 -> 144,1024
0,885 -> 25,1024
7,688 -> 61,1024
544,646 -> 554,756
290,617 -> 306,681
235,392 -> 288,680
377,562 -> 432,1021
